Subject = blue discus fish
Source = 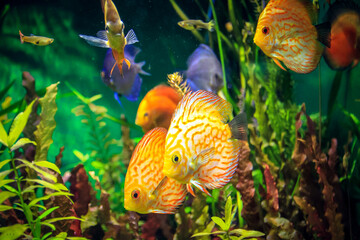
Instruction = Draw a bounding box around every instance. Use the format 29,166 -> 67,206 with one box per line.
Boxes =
184,44 -> 223,94
101,45 -> 150,105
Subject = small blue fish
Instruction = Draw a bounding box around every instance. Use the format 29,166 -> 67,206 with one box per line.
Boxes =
101,45 -> 150,105
184,44 -> 223,94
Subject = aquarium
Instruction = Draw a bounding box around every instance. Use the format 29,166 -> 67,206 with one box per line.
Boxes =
0,0 -> 359,239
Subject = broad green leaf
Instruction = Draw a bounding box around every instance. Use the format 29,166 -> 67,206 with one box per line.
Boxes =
36,206 -> 59,221
225,196 -> 232,230
43,216 -> 82,224
34,82 -> 59,162
25,179 -> 68,192
0,121 -> 8,147
0,159 -> 11,170
0,224 -> 28,240
16,159 -> 57,182
0,179 -> 15,188
230,229 -> 264,238
211,216 -> 227,231
0,170 -> 13,182
29,191 -> 73,208
8,100 -> 36,147
0,205 -> 13,211
34,161 -> 61,174
3,185 -> 18,194
10,138 -> 36,151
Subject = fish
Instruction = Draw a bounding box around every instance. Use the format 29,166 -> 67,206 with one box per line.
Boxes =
124,127 -> 187,214
101,45 -> 149,105
323,0 -> 360,70
135,85 -> 182,133
79,0 -> 138,76
19,30 -> 53,46
178,19 -> 215,32
253,0 -> 331,74
162,90 -> 248,196
185,44 -> 223,93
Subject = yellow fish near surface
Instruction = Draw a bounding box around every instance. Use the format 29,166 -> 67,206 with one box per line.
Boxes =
253,0 -> 330,74
19,30 -> 54,46
163,90 -> 248,196
79,0 -> 138,76
178,19 -> 215,32
124,127 -> 187,214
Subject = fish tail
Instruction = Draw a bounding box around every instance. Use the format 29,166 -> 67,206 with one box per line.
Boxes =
208,20 -> 215,32
315,22 -> 331,48
228,112 -> 248,141
19,30 -> 24,44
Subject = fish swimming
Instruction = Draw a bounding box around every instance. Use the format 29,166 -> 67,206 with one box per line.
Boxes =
19,30 -> 53,46
253,0 -> 331,73
163,90 -> 248,196
185,44 -> 223,93
124,127 -> 187,214
135,85 -> 182,133
178,20 -> 215,32
101,45 -> 149,105
79,0 -> 138,76
324,0 -> 360,70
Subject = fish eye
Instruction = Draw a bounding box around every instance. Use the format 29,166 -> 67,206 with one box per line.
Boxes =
262,26 -> 270,35
131,189 -> 140,199
144,113 -> 148,117
172,154 -> 180,164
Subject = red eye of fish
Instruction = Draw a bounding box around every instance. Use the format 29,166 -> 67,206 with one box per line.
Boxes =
262,26 -> 270,35
131,190 -> 140,199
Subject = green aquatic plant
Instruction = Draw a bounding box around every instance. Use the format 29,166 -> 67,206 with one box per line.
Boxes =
0,83 -> 83,240
192,196 -> 264,240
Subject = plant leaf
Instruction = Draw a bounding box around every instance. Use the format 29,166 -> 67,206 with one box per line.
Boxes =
0,170 -> 13,182
0,80 -> 15,103
40,222 -> 56,231
0,121 -> 8,147
191,232 -> 214,237
34,161 -> 61,174
16,159 -> 57,182
211,216 -> 227,231
0,205 -> 13,211
0,159 -> 11,170
8,100 -> 36,147
10,138 -> 36,151
36,206 -> 60,221
230,229 -> 265,237
3,185 -> 18,194
34,82 -> 59,162
0,179 -> 15,189
0,224 -> 28,240
41,232 -> 53,240
25,179 -> 68,192
0,191 -> 16,204
28,191 -> 73,208
225,195 -> 233,230
43,216 -> 83,224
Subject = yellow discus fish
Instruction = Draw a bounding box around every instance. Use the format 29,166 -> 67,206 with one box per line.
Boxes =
163,90 -> 248,196
19,30 -> 54,46
253,0 -> 330,73
124,127 -> 187,214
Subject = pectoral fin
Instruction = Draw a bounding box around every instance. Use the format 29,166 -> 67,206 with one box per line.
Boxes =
150,176 -> 168,199
187,183 -> 196,197
273,58 -> 287,71
79,34 -> 110,48
125,29 -> 139,45
190,180 -> 211,196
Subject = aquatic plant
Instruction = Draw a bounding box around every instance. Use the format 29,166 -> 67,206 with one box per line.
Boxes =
0,82 -> 83,239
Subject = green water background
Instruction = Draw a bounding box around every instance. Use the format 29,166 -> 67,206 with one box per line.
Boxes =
0,0 -> 359,171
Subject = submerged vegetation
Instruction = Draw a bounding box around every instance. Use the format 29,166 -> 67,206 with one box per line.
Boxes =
0,0 -> 360,239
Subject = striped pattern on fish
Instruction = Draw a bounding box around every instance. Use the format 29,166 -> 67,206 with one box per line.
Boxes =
124,127 -> 187,214
254,0 -> 324,73
163,90 -> 245,195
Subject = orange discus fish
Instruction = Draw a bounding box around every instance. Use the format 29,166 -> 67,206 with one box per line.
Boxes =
135,85 -> 182,133
324,1 -> 360,70
124,127 -> 187,214
254,0 -> 331,74
163,90 -> 248,196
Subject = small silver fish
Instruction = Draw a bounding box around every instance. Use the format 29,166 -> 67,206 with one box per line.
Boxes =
178,20 -> 215,32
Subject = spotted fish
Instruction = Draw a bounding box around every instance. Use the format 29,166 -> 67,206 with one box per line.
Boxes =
163,90 -> 248,196
124,127 -> 187,214
253,0 -> 331,73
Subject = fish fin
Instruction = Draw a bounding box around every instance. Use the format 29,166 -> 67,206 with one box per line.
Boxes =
208,20 -> 215,32
125,29 -> 139,45
123,75 -> 142,101
273,58 -> 287,71
190,180 -> 212,196
124,45 -> 141,61
79,34 -> 110,48
179,90 -> 232,123
150,176 -> 168,199
138,61 -> 151,76
186,44 -> 215,66
152,209 -> 173,214
315,22 -> 331,48
124,58 -> 131,69
96,30 -> 108,41
187,183 -> 196,197
19,30 -> 24,44
114,92 -> 124,109
110,61 -> 118,77
228,112 -> 248,141
194,147 -> 215,166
